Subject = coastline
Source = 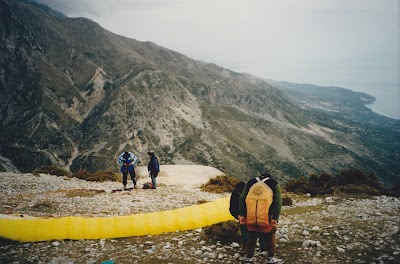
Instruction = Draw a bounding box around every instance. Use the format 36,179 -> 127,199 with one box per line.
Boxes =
349,83 -> 400,120
366,103 -> 400,120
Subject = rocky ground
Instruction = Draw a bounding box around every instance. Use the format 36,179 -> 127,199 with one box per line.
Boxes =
0,165 -> 399,264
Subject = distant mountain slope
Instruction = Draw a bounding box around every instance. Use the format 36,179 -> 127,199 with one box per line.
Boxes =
0,0 -> 399,185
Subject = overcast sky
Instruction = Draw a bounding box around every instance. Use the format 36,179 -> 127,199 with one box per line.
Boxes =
38,0 -> 399,92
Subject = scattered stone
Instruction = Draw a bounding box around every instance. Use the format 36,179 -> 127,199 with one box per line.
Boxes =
208,252 -> 217,258
337,247 -> 345,253
231,242 -> 240,248
49,257 -> 74,264
144,249 -> 154,254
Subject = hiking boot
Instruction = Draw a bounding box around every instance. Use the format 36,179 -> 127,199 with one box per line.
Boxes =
267,256 -> 284,263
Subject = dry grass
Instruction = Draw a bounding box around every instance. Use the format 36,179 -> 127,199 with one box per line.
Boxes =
282,195 -> 293,206
282,204 -> 326,216
30,201 -> 54,212
33,166 -> 71,177
202,220 -> 241,244
58,189 -> 106,198
73,170 -> 118,182
200,175 -> 240,193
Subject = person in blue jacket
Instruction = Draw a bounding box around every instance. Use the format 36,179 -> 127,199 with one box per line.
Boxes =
117,151 -> 138,190
147,150 -> 160,189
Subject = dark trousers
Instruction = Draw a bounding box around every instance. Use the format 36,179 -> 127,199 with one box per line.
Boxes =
122,169 -> 136,186
150,171 -> 158,188
240,224 -> 248,247
246,227 -> 277,258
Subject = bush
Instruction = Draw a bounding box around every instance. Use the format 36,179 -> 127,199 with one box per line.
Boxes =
73,170 -> 91,180
86,171 -> 117,182
200,175 -> 240,193
33,166 -> 71,177
72,170 -> 118,182
284,169 -> 386,196
282,196 -> 293,206
284,176 -> 312,195
202,221 -> 241,244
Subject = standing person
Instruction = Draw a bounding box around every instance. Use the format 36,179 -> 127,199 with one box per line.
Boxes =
238,170 -> 283,263
117,151 -> 138,190
229,181 -> 248,253
147,150 -> 159,189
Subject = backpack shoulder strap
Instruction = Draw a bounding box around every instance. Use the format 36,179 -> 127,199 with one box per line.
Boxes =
261,177 -> 270,183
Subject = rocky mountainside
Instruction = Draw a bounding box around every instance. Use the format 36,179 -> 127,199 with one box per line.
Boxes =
0,0 -> 399,185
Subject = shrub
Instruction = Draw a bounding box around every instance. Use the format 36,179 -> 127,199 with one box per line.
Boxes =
200,175 -> 240,193
33,166 -> 71,177
85,171 -> 117,182
338,169 -> 383,191
202,221 -> 241,244
283,169 -> 387,196
73,170 -> 91,180
72,170 -> 118,182
282,196 -> 293,206
284,176 -> 312,195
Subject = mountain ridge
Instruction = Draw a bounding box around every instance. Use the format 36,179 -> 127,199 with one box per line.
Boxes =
0,0 -> 399,186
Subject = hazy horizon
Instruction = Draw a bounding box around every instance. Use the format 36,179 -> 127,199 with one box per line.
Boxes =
37,0 -> 400,119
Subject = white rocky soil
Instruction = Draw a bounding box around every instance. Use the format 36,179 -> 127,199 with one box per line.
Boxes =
0,165 -> 399,264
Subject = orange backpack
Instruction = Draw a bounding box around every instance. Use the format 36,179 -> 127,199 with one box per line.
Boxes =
245,177 -> 274,232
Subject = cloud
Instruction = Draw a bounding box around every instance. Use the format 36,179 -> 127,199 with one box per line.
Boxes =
36,0 -> 399,89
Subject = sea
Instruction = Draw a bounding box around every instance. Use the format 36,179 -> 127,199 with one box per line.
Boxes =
349,83 -> 400,120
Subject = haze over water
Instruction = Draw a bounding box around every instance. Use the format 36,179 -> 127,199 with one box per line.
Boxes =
348,83 -> 400,120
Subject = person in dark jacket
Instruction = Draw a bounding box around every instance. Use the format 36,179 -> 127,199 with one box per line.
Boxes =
238,171 -> 283,263
229,181 -> 248,252
147,150 -> 160,189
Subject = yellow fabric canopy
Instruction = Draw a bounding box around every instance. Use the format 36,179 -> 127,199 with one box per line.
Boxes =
0,196 -> 234,242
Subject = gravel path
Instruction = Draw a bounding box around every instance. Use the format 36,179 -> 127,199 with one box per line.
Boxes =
0,165 -> 226,217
